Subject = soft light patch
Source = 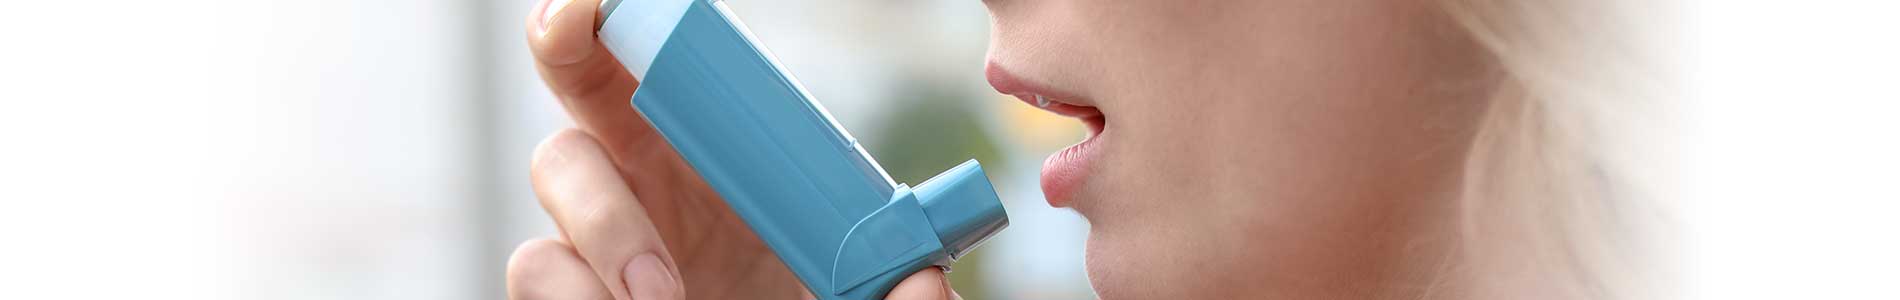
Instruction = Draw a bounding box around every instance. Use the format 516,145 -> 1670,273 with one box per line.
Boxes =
1000,94 -> 1088,151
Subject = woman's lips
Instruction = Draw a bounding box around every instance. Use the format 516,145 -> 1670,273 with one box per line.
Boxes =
1038,113 -> 1104,208
985,64 -> 1105,208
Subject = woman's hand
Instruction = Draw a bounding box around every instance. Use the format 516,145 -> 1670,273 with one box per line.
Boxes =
505,0 -> 960,299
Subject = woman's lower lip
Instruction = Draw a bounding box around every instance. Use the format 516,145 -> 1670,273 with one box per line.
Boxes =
1040,117 -> 1105,208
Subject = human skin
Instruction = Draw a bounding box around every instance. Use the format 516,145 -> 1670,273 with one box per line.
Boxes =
982,0 -> 1500,298
508,0 -> 1504,299
505,0 -> 954,299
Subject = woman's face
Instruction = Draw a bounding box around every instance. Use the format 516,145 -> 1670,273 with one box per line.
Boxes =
982,0 -> 1500,297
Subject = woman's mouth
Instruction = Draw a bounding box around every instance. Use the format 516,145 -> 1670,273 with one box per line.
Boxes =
985,64 -> 1106,208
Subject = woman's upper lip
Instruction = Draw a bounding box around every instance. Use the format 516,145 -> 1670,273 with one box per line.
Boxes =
984,63 -> 1100,118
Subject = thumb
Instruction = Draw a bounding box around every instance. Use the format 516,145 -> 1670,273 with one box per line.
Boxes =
885,267 -> 961,300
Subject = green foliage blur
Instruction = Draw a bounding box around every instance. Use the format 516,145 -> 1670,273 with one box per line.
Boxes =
866,76 -> 1009,299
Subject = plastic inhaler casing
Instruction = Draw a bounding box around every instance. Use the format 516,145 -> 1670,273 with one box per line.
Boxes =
594,0 -> 1009,299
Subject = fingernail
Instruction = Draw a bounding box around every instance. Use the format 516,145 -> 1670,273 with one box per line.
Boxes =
538,0 -> 575,34
625,253 -> 679,300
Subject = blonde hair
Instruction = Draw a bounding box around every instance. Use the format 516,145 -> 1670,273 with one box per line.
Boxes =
1439,1 -> 1679,299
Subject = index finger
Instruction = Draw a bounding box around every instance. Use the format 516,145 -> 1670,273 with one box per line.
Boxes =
526,0 -> 650,139
531,129 -> 684,300
526,0 -> 689,191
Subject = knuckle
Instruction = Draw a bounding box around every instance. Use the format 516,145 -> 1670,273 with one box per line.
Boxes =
529,129 -> 595,176
506,239 -> 617,300
506,239 -> 571,282
570,196 -> 640,246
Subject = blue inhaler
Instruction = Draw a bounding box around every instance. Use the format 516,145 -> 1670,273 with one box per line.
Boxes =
594,0 -> 1010,299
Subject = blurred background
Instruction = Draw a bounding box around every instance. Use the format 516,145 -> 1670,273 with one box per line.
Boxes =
2,0 -> 1898,299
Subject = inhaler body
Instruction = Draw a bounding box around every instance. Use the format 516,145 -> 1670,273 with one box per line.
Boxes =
595,0 -> 1009,299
